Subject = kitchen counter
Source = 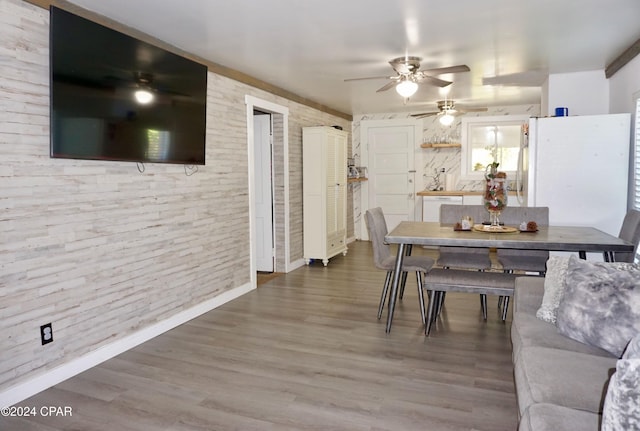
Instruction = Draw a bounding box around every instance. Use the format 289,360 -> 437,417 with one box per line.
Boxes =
417,190 -> 518,196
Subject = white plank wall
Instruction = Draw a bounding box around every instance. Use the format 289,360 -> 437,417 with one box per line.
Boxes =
0,0 -> 351,400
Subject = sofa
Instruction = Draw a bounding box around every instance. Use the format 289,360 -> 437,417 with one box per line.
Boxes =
511,255 -> 640,431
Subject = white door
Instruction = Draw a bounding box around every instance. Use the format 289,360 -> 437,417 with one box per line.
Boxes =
363,121 -> 417,232
253,113 -> 274,272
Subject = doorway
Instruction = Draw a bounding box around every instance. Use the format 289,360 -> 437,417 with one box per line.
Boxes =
245,96 -> 290,288
253,111 -> 274,273
361,119 -> 419,238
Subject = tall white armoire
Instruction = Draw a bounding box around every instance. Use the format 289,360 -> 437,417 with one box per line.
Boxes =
303,126 -> 348,266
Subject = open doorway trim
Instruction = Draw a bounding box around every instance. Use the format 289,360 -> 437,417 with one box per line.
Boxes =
245,95 -> 290,288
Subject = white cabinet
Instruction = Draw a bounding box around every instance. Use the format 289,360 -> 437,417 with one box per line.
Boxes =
303,126 -> 348,266
462,195 -> 483,205
422,196 -> 462,222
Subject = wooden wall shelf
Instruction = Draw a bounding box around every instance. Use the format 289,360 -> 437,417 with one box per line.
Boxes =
347,177 -> 368,183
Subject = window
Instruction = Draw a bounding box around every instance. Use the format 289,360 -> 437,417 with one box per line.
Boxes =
460,115 -> 530,180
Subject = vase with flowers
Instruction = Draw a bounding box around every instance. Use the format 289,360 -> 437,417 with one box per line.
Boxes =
484,162 -> 508,228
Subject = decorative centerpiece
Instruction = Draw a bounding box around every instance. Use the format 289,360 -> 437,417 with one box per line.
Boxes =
484,162 -> 508,227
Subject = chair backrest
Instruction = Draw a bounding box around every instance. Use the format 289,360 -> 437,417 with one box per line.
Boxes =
439,204 -> 488,225
439,204 -> 489,255
616,209 -> 640,262
364,207 -> 393,269
497,207 -> 550,262
500,206 -> 549,226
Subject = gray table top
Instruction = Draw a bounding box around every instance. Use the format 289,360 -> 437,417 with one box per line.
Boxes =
385,222 -> 634,252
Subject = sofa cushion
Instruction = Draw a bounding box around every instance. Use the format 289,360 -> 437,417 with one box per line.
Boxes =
513,346 -> 616,416
518,403 -> 600,431
511,312 -> 612,361
602,334 -> 640,431
555,256 -> 640,357
535,256 -> 570,324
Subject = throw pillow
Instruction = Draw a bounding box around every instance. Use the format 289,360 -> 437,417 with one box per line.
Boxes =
536,255 -> 570,324
602,334 -> 640,431
555,255 -> 640,357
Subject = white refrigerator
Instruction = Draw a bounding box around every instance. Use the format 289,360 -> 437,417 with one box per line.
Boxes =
520,114 -> 631,240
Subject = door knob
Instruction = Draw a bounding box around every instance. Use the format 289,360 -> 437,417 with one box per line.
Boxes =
408,178 -> 413,183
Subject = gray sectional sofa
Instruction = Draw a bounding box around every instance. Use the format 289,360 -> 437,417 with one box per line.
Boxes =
511,276 -> 617,430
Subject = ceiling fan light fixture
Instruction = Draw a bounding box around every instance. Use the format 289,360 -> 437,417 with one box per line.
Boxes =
439,113 -> 455,126
134,88 -> 154,104
395,79 -> 418,98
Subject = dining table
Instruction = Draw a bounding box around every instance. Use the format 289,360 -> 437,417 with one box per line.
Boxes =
382,221 -> 635,333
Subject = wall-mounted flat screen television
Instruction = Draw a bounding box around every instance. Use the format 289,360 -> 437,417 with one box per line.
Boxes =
50,7 -> 208,165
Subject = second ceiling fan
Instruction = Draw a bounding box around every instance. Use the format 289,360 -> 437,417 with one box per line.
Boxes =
411,99 -> 488,125
345,56 -> 470,98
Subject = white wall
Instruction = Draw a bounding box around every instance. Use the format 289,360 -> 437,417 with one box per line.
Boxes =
610,54 -> 640,114
609,54 -> 640,207
544,70 -> 610,116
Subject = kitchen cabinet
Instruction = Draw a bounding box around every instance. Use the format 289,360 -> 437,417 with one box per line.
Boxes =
422,195 -> 463,222
303,126 -> 348,266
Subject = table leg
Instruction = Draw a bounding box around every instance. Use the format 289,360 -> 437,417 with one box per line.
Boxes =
579,251 -> 586,260
605,251 -> 616,262
385,243 -> 406,333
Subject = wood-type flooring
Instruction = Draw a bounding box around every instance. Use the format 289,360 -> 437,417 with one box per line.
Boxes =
1,241 -> 518,431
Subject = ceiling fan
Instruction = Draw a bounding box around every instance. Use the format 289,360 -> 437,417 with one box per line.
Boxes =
411,99 -> 488,125
344,56 -> 470,98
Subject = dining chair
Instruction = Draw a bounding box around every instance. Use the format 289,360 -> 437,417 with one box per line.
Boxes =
437,204 -> 493,319
496,207 -> 550,274
437,204 -> 492,270
606,208 -> 640,263
364,207 -> 435,326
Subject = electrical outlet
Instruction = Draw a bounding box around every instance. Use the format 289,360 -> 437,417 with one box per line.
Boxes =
40,323 -> 53,345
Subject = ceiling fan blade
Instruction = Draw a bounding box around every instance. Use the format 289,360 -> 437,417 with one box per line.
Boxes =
421,65 -> 470,75
417,75 -> 452,87
376,81 -> 398,92
411,112 -> 439,119
344,75 -> 395,82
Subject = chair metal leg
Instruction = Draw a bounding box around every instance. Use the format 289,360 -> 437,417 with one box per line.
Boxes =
481,294 -> 488,320
399,271 -> 408,299
501,296 -> 511,321
377,271 -> 393,319
425,290 -> 439,336
416,272 -> 426,326
435,291 -> 446,317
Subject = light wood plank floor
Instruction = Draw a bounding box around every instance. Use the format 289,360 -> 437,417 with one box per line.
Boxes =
1,241 -> 518,431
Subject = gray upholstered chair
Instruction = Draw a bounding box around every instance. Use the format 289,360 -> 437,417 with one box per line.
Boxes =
436,204 -> 492,319
496,206 -> 550,274
365,207 -> 435,325
437,204 -> 492,270
606,208 -> 640,263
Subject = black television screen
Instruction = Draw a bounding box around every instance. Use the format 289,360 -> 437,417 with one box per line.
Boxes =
50,7 -> 207,165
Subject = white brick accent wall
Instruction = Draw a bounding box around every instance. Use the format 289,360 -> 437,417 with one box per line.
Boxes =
0,0 -> 352,399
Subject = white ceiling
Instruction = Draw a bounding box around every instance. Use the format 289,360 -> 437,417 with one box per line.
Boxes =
65,0 -> 640,117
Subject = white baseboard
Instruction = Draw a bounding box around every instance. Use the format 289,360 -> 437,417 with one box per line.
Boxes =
347,236 -> 357,244
287,258 -> 306,272
0,282 -> 254,409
